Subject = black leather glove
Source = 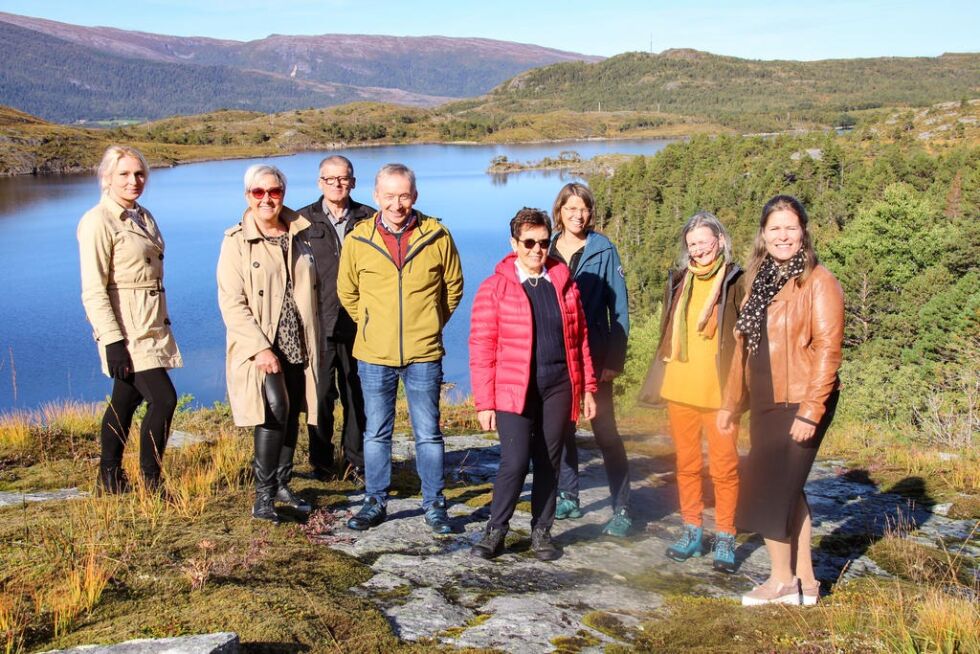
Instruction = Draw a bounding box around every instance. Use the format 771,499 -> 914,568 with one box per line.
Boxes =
105,340 -> 131,379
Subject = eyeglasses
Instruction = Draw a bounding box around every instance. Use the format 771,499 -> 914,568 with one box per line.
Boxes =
320,176 -> 353,186
519,239 -> 551,250
561,207 -> 590,215
249,187 -> 284,200
687,238 -> 718,254
380,193 -> 414,204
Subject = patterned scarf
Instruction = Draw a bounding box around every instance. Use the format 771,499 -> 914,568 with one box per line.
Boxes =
735,251 -> 807,355
664,255 -> 726,363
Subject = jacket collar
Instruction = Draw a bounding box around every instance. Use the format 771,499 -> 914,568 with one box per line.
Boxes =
550,230 -> 611,272
495,252 -> 570,289
100,194 -> 163,249
241,207 -> 310,241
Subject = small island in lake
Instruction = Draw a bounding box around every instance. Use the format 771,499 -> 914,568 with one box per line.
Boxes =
487,151 -> 640,177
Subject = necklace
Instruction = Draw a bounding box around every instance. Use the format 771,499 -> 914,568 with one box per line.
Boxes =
526,275 -> 540,287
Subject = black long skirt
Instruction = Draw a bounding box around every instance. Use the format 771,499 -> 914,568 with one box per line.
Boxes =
735,322 -> 839,540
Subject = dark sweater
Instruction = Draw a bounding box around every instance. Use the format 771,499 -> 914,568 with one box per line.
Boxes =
523,277 -> 567,386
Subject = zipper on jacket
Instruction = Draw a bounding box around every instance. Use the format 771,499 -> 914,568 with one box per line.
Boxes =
398,268 -> 405,366
363,307 -> 369,341
783,305 -> 790,407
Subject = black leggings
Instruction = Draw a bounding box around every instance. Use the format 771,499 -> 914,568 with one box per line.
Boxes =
558,380 -> 631,511
488,372 -> 572,531
100,368 -> 178,482
253,360 -> 305,493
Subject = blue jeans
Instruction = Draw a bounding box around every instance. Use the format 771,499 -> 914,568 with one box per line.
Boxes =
358,360 -> 446,509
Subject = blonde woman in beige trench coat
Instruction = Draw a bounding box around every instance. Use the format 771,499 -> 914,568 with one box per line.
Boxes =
77,145 -> 182,494
217,164 -> 319,523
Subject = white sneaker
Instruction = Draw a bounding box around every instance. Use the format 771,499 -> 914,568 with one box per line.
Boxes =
741,577 -> 801,606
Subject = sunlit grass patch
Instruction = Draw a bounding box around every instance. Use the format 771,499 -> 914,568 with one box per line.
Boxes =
0,411 -> 32,454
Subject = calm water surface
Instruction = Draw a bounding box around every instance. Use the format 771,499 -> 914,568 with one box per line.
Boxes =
0,139 -> 671,411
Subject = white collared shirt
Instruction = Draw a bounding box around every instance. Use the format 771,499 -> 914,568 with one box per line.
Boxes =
514,261 -> 551,284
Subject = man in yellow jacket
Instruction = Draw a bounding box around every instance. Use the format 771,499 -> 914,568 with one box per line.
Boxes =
338,163 -> 463,533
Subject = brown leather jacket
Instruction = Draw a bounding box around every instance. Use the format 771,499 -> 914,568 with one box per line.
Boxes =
723,264 -> 844,424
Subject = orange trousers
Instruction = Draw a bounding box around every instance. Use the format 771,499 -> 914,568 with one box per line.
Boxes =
666,401 -> 740,534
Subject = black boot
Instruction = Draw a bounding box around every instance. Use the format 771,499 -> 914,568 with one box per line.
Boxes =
98,462 -> 129,494
531,527 -> 562,561
471,524 -> 508,559
275,442 -> 311,512
253,427 -> 282,523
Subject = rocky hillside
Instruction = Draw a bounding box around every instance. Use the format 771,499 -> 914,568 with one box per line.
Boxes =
0,11 -> 599,123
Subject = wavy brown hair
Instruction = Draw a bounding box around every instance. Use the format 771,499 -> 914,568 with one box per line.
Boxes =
551,182 -> 595,233
744,195 -> 818,289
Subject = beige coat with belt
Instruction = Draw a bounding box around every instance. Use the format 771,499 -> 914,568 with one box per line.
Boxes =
216,208 -> 319,427
77,195 -> 183,376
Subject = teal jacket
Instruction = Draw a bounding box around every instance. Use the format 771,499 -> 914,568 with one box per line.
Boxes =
553,231 -> 630,373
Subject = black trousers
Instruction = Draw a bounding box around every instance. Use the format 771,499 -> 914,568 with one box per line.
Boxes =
99,367 -> 177,488
308,335 -> 366,470
488,372 -> 572,531
253,360 -> 306,494
557,380 -> 631,511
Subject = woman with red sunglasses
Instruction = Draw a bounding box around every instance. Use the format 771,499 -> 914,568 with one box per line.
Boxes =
217,164 -> 320,523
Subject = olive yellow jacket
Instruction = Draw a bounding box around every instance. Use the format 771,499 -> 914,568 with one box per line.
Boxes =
77,195 -> 182,376
216,208 -> 319,427
337,211 -> 463,366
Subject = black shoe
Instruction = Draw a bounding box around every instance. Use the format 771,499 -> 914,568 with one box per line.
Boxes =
252,492 -> 280,524
97,465 -> 130,495
471,524 -> 507,559
531,527 -> 561,561
347,497 -> 386,531
424,497 -> 453,535
275,484 -> 312,512
309,467 -> 334,482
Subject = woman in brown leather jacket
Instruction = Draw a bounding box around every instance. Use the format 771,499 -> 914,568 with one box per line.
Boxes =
718,195 -> 844,607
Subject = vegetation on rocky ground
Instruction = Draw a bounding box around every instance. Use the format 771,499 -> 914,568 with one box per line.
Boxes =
601,101 -> 980,508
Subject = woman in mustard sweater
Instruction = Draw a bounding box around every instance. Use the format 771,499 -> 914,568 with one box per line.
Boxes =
639,211 -> 743,572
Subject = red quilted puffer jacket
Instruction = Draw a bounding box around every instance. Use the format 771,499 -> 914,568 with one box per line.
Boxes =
469,253 -> 597,420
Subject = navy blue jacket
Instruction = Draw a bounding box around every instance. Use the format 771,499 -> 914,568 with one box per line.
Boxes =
552,231 -> 630,373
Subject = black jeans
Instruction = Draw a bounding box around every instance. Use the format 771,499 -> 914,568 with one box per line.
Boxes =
557,380 -> 631,511
308,335 -> 365,470
253,360 -> 306,494
488,371 -> 572,531
99,367 -> 178,488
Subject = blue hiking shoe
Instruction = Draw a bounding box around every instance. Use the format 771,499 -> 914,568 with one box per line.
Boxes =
712,531 -> 737,573
424,497 -> 453,535
554,491 -> 582,520
666,524 -> 704,561
601,507 -> 632,538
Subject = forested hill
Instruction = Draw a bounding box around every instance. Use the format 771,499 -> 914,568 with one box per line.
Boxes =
476,49 -> 980,132
0,11 -> 598,123
592,101 -> 979,440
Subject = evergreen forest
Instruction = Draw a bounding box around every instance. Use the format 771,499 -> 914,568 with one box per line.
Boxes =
593,108 -> 979,453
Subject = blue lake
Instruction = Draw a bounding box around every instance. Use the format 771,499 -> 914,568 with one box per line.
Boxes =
0,139 -> 671,411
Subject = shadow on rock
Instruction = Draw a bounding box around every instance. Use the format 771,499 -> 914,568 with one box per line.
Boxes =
808,472 -> 933,591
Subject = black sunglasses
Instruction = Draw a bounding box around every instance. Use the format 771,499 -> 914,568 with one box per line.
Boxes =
519,238 -> 550,250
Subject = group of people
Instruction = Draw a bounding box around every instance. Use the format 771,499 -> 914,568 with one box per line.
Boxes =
78,144 -> 843,608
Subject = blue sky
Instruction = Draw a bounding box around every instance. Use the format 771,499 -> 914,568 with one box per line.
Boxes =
1,0 -> 976,59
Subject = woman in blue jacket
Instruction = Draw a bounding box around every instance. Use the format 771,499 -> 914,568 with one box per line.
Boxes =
549,183 -> 632,536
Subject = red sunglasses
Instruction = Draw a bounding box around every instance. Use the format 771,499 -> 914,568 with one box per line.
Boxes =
249,187 -> 284,200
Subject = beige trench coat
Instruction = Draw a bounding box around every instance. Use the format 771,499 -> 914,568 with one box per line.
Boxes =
77,195 -> 183,376
216,208 -> 319,427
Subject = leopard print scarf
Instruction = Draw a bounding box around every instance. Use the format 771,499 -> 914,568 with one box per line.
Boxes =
735,251 -> 806,355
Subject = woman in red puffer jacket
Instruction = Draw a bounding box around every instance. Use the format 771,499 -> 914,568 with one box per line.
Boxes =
469,207 -> 597,561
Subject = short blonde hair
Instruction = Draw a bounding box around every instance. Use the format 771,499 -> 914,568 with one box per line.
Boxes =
97,145 -> 148,192
243,164 -> 287,192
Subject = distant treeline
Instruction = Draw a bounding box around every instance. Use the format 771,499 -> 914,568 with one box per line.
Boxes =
488,50 -> 980,132
593,121 -> 979,442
